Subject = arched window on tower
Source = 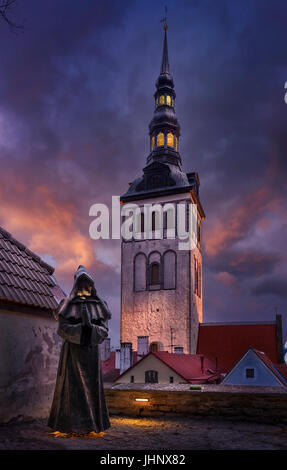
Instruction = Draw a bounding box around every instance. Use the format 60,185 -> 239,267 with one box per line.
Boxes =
163,250 -> 176,289
151,136 -> 155,151
134,253 -> 147,292
166,95 -> 171,106
150,262 -> 160,285
167,132 -> 174,148
159,95 -> 165,106
157,132 -> 164,147
176,137 -> 178,151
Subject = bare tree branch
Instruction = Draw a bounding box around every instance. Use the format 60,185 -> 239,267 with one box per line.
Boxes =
0,0 -> 24,33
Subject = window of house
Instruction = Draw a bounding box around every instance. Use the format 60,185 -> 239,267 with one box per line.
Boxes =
150,262 -> 160,285
246,368 -> 255,379
174,347 -> 183,354
169,376 -> 174,383
130,375 -> 134,383
145,370 -> 158,383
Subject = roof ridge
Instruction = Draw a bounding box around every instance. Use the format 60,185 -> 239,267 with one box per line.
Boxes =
0,226 -> 54,274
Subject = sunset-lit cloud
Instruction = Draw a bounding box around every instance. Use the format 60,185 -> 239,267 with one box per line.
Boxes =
0,0 -> 287,345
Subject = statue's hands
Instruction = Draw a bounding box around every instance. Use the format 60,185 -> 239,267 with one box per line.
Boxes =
81,304 -> 93,328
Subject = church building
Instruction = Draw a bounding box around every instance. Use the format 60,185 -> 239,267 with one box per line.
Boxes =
120,25 -> 205,355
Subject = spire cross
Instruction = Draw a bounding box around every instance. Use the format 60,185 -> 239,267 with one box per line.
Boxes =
160,5 -> 168,30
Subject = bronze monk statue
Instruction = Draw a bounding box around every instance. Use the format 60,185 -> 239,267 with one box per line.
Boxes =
48,265 -> 111,434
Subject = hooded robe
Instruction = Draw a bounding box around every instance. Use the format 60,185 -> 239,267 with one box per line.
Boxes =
48,265 -> 111,433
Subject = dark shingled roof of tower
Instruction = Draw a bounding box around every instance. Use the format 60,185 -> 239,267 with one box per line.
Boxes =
0,226 -> 65,311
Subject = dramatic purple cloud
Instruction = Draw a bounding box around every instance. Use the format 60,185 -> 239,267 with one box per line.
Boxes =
0,0 -> 287,346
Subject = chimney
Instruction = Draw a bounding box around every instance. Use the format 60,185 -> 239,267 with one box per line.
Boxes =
276,314 -> 284,364
137,336 -> 149,361
200,355 -> 204,374
100,338 -> 111,362
120,342 -> 132,374
115,348 -> 120,369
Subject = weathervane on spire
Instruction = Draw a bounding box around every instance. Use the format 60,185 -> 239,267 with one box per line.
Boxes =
160,5 -> 168,31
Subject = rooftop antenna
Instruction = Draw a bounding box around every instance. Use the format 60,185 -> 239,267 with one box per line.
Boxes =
160,5 -> 168,30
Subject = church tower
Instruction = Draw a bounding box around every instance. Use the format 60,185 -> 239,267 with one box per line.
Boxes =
120,25 -> 205,354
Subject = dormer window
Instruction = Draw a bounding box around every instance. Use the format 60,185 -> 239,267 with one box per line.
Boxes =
167,132 -> 174,148
157,132 -> 164,147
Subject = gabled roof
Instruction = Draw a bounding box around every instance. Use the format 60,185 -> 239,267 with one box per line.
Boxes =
0,226 -> 65,312
197,322 -> 278,372
116,350 -> 223,384
222,347 -> 287,386
253,349 -> 287,386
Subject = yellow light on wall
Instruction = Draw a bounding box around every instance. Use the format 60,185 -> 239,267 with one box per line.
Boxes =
135,398 -> 149,402
157,132 -> 164,147
159,95 -> 165,106
167,132 -> 174,148
166,95 -> 171,106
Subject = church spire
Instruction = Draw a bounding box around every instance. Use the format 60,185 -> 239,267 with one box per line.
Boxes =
148,24 -> 181,167
160,25 -> 169,74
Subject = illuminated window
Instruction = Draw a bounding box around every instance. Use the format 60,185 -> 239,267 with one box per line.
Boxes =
159,95 -> 165,106
157,132 -> 164,147
176,137 -> 178,151
166,95 -> 171,106
167,133 -> 174,148
151,136 -> 155,150
155,97 -> 158,107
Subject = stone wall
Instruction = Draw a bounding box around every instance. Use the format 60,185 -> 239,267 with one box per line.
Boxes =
105,386 -> 287,424
121,192 -> 202,355
0,309 -> 61,424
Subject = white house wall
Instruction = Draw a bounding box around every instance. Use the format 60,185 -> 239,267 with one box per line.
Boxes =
0,309 -> 62,423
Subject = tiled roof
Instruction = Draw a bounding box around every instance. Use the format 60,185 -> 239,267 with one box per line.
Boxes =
0,226 -> 65,311
275,364 -> 287,382
116,351 -> 223,384
197,323 -> 278,372
152,351 -> 223,383
253,349 -> 287,386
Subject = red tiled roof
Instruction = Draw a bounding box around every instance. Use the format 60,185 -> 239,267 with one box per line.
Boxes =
116,350 -> 223,384
275,364 -> 287,382
253,349 -> 287,385
0,227 -> 65,311
197,323 -> 278,372
152,351 -> 223,383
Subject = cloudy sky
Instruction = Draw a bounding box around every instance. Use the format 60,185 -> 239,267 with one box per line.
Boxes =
0,0 -> 287,347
